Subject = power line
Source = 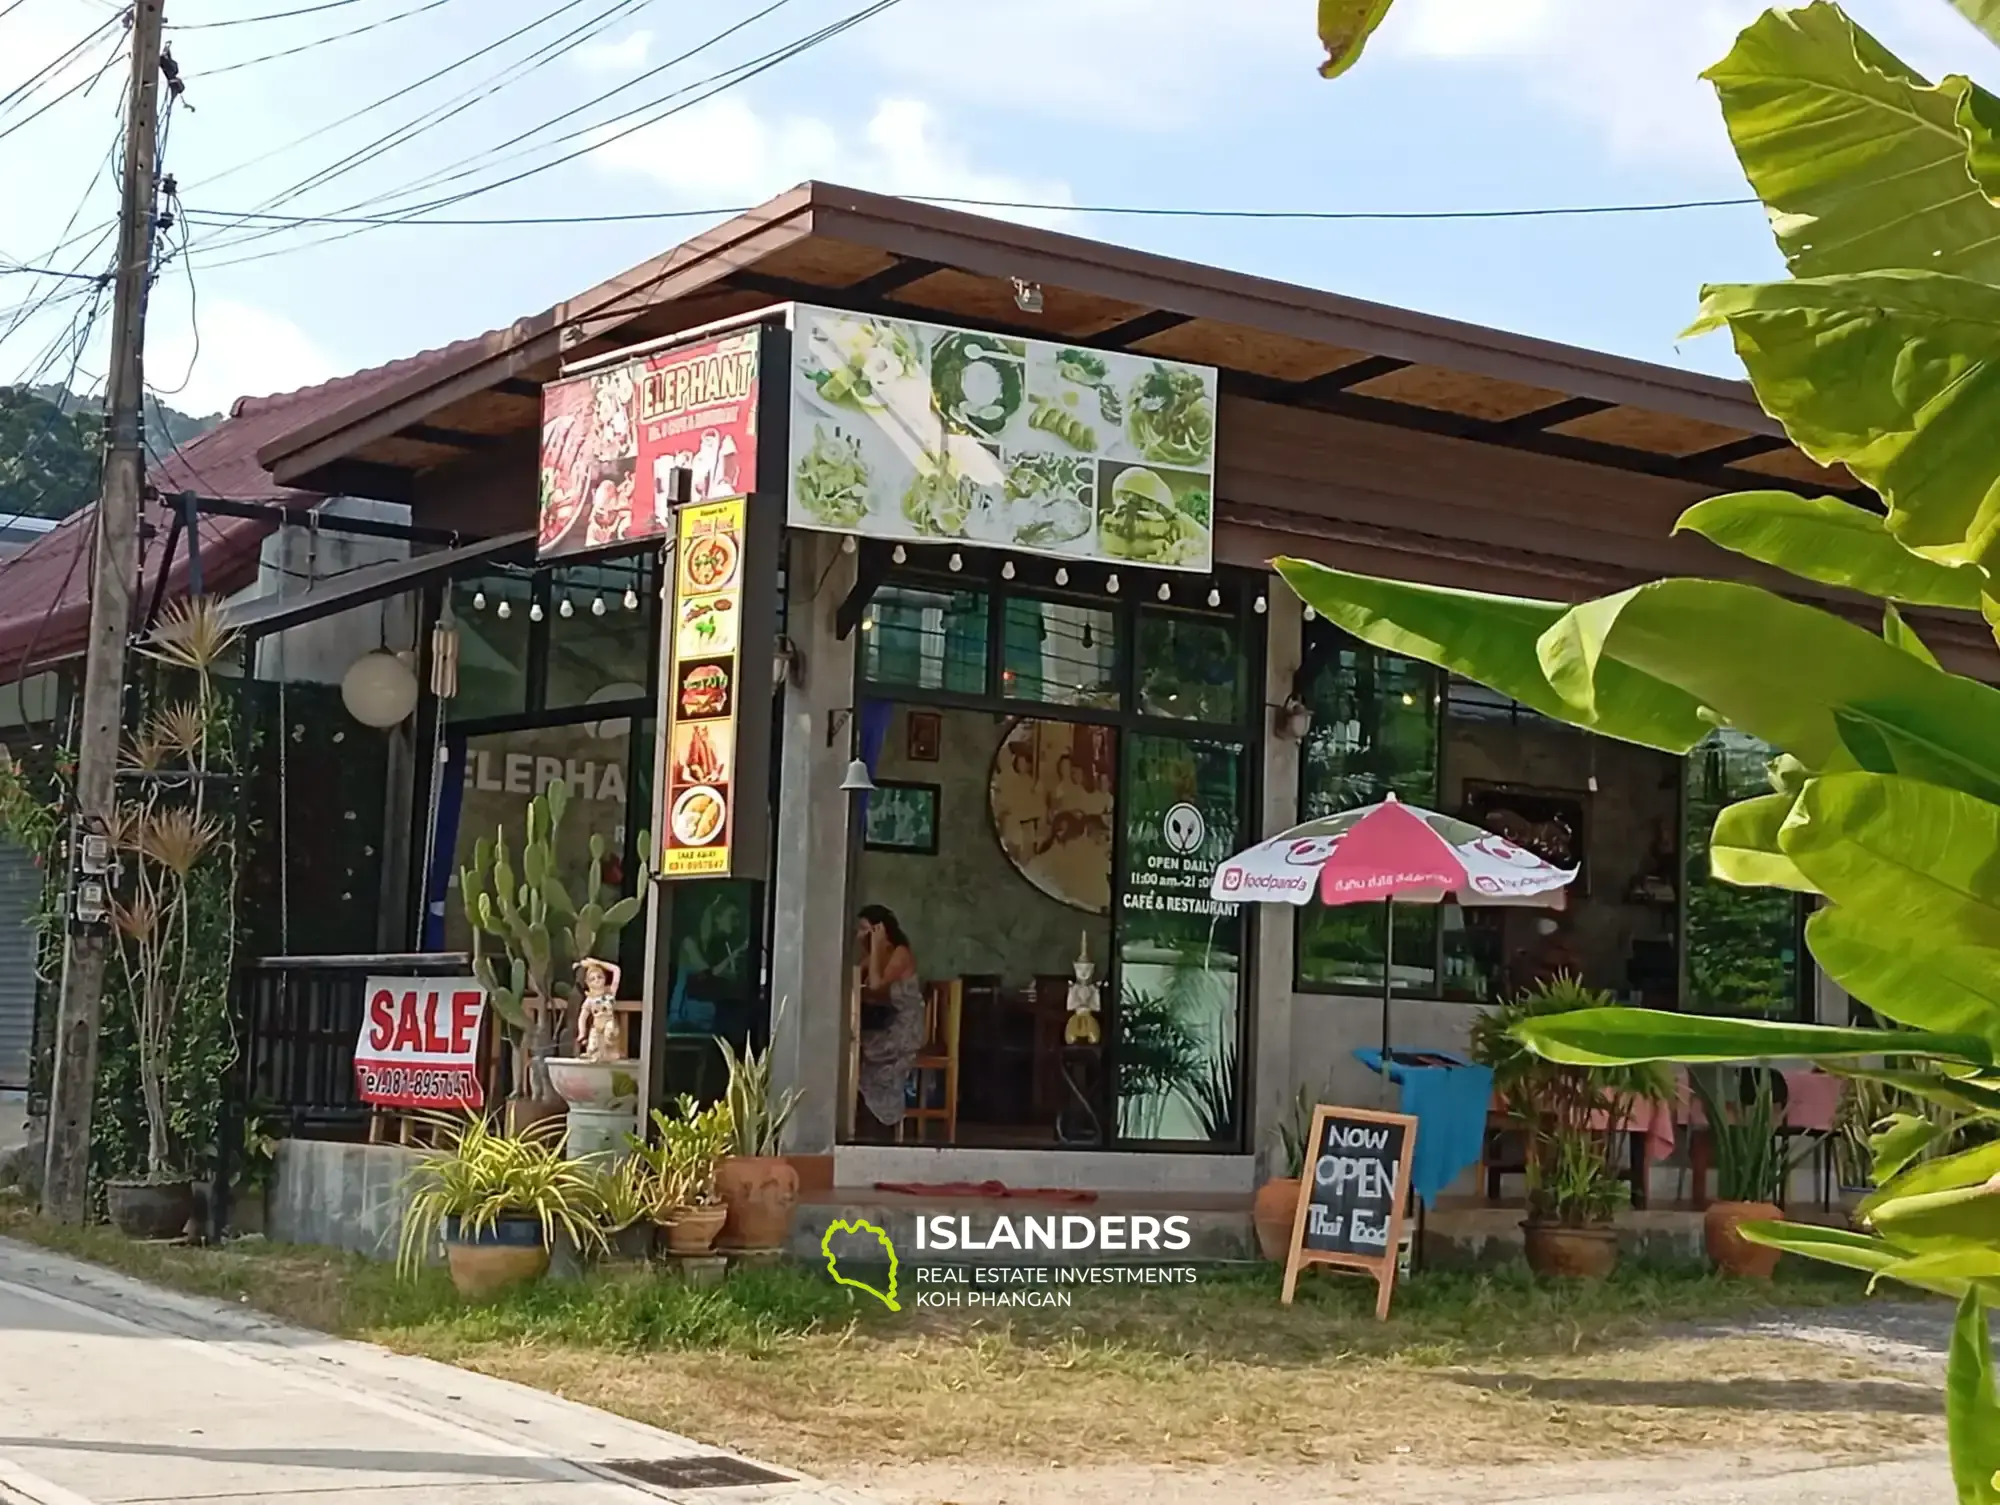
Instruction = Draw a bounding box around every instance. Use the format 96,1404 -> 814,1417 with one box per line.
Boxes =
0,28 -> 125,145
0,9 -> 123,118
170,0 -> 365,27
200,0 -> 459,77
183,193 -> 1765,231
0,261 -> 113,281
189,0 -> 906,266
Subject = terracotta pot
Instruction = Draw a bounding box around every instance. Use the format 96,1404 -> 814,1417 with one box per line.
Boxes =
1704,1200 -> 1783,1279
1252,1177 -> 1302,1262
105,1179 -> 195,1241
662,1204 -> 729,1255
1522,1221 -> 1619,1280
715,1156 -> 799,1250
444,1215 -> 549,1298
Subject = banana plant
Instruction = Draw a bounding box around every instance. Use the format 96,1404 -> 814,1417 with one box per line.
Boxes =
460,777 -> 651,1100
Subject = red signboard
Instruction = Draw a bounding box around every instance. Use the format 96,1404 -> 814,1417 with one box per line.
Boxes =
353,975 -> 487,1110
537,329 -> 762,558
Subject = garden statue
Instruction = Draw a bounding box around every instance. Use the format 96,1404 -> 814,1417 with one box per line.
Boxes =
1064,932 -> 1101,1045
574,958 -> 623,1063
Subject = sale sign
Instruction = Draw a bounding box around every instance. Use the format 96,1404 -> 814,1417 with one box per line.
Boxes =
353,975 -> 488,1110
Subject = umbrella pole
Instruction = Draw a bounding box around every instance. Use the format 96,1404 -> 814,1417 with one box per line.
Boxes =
1379,897 -> 1394,1106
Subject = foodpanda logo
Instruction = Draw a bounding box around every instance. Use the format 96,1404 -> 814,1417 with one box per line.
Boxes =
1221,869 -> 1244,893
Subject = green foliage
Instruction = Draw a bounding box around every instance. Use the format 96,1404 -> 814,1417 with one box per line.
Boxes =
1315,0 -> 1394,79
1272,1084 -> 1317,1179
1691,1068 -> 1817,1204
0,387 -> 215,520
629,1094 -> 734,1211
1469,977 -> 1671,1228
718,1024 -> 802,1157
395,1114 -> 608,1280
458,776 -> 650,1097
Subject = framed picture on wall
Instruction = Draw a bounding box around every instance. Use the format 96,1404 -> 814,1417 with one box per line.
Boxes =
906,710 -> 941,762
1460,781 -> 1589,894
864,780 -> 940,855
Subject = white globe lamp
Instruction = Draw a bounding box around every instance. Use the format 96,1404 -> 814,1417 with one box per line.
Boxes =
341,649 -> 419,727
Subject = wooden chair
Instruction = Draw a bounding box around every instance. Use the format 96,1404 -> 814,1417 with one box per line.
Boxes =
899,979 -> 963,1144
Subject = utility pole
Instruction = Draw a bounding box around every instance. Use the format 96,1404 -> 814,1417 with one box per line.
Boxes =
42,0 -> 169,1222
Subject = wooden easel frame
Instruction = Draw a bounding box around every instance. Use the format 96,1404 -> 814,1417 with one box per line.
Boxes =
1279,1104 -> 1420,1320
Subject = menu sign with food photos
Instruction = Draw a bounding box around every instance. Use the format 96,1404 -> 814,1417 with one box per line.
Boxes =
786,305 -> 1218,572
539,329 -> 762,559
659,497 -> 746,877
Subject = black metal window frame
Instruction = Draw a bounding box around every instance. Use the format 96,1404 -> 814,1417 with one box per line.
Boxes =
845,539 -> 1267,1154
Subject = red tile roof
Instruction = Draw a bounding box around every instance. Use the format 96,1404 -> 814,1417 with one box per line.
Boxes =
0,341 -> 474,679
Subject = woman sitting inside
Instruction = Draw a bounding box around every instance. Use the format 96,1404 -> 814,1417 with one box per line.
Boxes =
854,904 -> 924,1138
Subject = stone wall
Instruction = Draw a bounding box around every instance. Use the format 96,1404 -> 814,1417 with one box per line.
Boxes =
267,1138 -> 424,1261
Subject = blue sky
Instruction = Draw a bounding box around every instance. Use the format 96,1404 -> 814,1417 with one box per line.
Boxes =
0,0 -> 1987,416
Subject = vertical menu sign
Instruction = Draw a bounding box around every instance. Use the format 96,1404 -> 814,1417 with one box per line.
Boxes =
659,499 -> 745,877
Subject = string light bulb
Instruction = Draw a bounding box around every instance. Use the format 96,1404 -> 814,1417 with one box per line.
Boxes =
1157,582 -> 1171,602
1055,566 -> 1069,586
496,599 -> 512,620
892,544 -> 907,564
1105,573 -> 1120,595
623,587 -> 638,610
558,597 -> 574,619
1304,605 -> 1317,622
471,589 -> 487,611
1001,560 -> 1015,580
591,595 -> 606,617
1207,586 -> 1221,608
948,551 -> 964,572
1253,595 -> 1267,615
529,601 -> 544,622
841,534 -> 858,554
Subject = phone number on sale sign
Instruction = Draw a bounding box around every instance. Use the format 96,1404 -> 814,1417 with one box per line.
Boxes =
353,975 -> 488,1110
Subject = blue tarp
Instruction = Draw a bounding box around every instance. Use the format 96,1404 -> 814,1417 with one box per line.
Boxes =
1353,1047 -> 1494,1209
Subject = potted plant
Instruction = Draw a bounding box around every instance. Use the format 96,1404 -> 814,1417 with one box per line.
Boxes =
634,1096 -> 733,1255
458,781 -> 648,1132
593,1155 -> 658,1265
1254,1086 -> 1314,1262
103,599 -> 241,1240
713,1030 -> 805,1251
1692,1066 -> 1816,1278
397,1114 -> 607,1298
1471,975 -> 1671,1279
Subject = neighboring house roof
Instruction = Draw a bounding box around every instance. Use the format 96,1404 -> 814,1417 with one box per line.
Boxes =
0,341 -> 472,681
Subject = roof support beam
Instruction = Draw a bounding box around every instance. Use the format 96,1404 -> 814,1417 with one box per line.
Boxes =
1092,310 -> 1193,348
847,257 -> 946,298
493,377 -> 542,401
1288,355 -> 1409,399
1490,396 -> 1614,434
1684,433 -> 1789,467
313,458 -> 418,505
402,423 -> 506,452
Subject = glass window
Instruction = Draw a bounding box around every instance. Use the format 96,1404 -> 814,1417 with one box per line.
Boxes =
1136,607 -> 1247,724
1295,634 -> 1441,993
1685,730 -> 1802,1018
449,574 -> 531,722
545,555 -> 654,711
863,582 -> 988,694
1002,595 -> 1118,709
1116,734 -> 1245,1144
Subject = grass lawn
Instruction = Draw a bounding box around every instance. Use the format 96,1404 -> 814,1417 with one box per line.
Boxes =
0,1195 -> 1941,1478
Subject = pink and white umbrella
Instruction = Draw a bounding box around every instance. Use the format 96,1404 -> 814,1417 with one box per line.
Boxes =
1210,794 -> 1576,1081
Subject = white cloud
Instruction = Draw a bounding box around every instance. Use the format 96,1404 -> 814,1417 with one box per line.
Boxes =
573,29 -> 652,74
589,96 -> 1074,227
1376,0 -> 1992,168
147,298 -> 341,417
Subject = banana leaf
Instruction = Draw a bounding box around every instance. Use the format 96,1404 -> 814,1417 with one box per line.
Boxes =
1946,1291 -> 2000,1504
1710,793 -> 1817,891
1705,5 -> 2000,280
1317,0 -> 1394,78
1675,491 -> 1986,608
1808,908 -> 2000,1047
1864,1141 -> 2000,1219
1515,1007 -> 1992,1068
1950,0 -> 2000,48
1831,1066 -> 2000,1117
1871,1182 -> 2000,1249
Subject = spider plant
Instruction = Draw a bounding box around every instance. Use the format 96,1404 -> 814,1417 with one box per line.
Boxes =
719,1028 -> 800,1157
1690,1066 -> 1817,1206
395,1114 -> 607,1279
1273,1084 -> 1317,1179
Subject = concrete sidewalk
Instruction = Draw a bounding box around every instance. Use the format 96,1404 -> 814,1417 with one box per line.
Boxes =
0,1236 -> 879,1505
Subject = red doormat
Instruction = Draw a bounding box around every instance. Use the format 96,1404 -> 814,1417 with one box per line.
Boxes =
873,1180 -> 1100,1204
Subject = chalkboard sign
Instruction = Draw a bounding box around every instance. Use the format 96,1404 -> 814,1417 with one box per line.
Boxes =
1280,1104 -> 1419,1318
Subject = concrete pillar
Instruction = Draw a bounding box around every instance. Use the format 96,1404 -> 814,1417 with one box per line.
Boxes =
1250,580 -> 1302,1177
768,533 -> 857,1152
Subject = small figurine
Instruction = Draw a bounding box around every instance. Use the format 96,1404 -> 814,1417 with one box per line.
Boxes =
1064,931 -> 1102,1046
574,957 -> 624,1063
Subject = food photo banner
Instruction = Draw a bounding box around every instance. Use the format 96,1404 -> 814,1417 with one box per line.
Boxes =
786,305 -> 1219,572
539,328 -> 763,558
658,497 -> 748,879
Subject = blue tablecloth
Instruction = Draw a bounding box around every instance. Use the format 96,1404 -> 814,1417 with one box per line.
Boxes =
1353,1047 -> 1494,1209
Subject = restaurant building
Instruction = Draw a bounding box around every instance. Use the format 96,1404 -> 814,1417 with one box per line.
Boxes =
3,183 -> 1967,1198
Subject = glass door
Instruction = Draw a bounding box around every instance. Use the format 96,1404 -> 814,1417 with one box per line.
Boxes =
1111,733 -> 1247,1147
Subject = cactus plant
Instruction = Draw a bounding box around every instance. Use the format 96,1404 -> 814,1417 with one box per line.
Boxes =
459,778 -> 649,1101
